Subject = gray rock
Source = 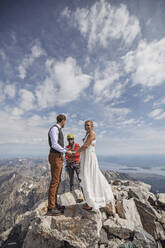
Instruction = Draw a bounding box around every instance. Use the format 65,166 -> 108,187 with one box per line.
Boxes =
20,202 -> 102,248
157,241 -> 164,248
121,198 -> 142,227
133,227 -> 157,248
72,189 -> 84,203
104,198 -> 142,239
134,199 -> 163,240
157,193 -> 165,207
108,239 -> 124,248
99,228 -> 108,245
104,217 -> 133,239
58,191 -> 77,207
99,244 -> 105,248
148,192 -> 157,206
2,160 -> 165,248
115,201 -> 126,219
103,200 -> 116,217
155,222 -> 165,240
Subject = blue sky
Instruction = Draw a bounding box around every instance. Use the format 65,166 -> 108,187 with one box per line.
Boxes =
0,0 -> 165,158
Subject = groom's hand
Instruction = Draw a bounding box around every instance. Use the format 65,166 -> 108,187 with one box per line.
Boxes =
66,150 -> 72,156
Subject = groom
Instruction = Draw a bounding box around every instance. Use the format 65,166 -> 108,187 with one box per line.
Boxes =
47,114 -> 72,216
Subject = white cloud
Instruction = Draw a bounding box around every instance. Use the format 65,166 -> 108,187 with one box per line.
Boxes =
0,81 -> 16,103
123,38 -> 165,87
105,107 -> 131,121
0,108 -> 84,147
19,89 -> 35,111
0,49 -> 6,60
93,61 -> 124,102
118,118 -> 138,126
4,84 -> 16,99
146,19 -> 151,26
0,81 -> 5,103
18,65 -> 26,79
62,0 -> 140,49
12,107 -> 24,117
97,126 -> 165,155
144,95 -> 154,103
31,44 -> 44,57
149,108 -> 165,120
0,109 -> 58,145
153,98 -> 165,107
18,43 -> 45,79
36,57 -> 92,108
103,106 -> 143,128
0,106 -> 165,156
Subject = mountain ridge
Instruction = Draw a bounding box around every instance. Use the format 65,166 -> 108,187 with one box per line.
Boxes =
0,158 -> 165,247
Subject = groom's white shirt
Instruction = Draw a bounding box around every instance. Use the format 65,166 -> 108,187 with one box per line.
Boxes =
49,123 -> 67,153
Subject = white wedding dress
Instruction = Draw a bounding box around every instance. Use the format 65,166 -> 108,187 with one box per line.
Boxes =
79,133 -> 114,210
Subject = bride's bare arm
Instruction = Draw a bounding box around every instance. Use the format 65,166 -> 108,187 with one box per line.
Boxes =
74,132 -> 96,154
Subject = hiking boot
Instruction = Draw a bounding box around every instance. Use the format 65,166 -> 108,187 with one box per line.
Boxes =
47,208 -> 62,216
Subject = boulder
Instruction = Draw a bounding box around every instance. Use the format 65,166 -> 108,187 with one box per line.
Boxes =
115,201 -> 126,219
103,198 -> 142,239
58,192 -> 77,207
133,227 -> 157,248
72,189 -> 84,203
157,241 -> 164,248
103,218 -> 133,239
112,180 -> 151,202
148,193 -> 157,206
99,228 -> 109,245
21,202 -> 102,248
157,193 -> 165,207
107,238 -> 125,248
155,222 -> 165,240
103,200 -> 116,217
134,199 -> 164,240
99,244 -> 105,248
120,198 -> 142,226
128,187 -> 149,202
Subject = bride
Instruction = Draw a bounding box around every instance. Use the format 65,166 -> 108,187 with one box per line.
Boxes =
73,120 -> 114,211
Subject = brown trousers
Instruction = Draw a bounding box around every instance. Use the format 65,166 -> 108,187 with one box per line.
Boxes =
48,152 -> 63,209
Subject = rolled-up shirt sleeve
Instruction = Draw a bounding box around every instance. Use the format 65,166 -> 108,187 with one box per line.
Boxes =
49,127 -> 67,153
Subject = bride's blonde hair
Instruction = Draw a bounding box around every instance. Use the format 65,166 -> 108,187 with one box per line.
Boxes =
85,120 -> 94,128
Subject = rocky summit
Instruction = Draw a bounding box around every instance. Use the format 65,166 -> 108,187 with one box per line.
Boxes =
1,175 -> 165,248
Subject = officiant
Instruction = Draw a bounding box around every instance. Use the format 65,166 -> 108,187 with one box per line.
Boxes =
65,134 -> 81,191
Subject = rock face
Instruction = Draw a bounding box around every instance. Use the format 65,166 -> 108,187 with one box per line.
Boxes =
0,158 -> 50,235
0,161 -> 129,236
23,205 -> 102,248
0,160 -> 165,248
0,172 -> 49,234
1,179 -> 165,248
157,193 -> 165,207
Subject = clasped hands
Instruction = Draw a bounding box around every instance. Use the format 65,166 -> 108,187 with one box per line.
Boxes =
66,150 -> 76,156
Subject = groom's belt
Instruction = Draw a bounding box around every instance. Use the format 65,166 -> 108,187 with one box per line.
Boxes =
50,148 -> 62,154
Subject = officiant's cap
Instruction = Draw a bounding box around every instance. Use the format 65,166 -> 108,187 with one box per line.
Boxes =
67,134 -> 74,140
